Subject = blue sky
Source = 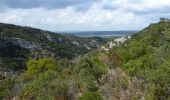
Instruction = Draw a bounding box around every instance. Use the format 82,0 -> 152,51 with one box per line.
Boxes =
0,0 -> 170,31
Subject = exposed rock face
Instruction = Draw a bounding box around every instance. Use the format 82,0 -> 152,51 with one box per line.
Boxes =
0,67 -> 15,77
0,37 -> 9,48
71,41 -> 80,46
0,36 -> 41,49
100,36 -> 131,51
46,34 -> 65,43
58,37 -> 64,43
11,38 -> 41,49
0,22 -> 108,60
114,36 -> 131,45
46,34 -> 54,42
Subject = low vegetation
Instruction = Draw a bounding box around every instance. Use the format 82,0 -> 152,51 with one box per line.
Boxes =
0,19 -> 170,100
109,19 -> 170,99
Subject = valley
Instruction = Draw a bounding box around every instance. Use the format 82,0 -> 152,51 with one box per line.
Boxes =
0,19 -> 170,100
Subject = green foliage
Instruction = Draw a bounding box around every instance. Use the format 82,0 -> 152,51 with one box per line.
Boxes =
109,20 -> 170,99
75,53 -> 107,92
19,70 -> 69,100
26,57 -> 56,74
123,54 -> 158,77
0,43 -> 29,70
109,46 -> 129,67
77,92 -> 102,100
149,58 -> 170,99
0,77 -> 14,99
13,58 -> 78,100
1,20 -> 170,100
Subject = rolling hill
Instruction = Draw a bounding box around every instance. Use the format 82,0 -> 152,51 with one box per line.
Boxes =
0,23 -> 108,71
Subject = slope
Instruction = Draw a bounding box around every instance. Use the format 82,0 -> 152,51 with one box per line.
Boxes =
0,23 -> 108,71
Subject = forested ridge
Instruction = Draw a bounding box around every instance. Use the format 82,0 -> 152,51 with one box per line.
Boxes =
0,19 -> 170,100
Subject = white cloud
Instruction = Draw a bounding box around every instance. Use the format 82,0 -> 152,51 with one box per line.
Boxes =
0,0 -> 170,31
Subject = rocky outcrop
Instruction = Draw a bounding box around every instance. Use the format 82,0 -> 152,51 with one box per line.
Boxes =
114,36 -> 131,45
46,34 -> 65,43
71,41 -> 80,46
0,36 -> 41,49
0,67 -> 15,77
100,36 -> 131,51
0,37 -> 9,48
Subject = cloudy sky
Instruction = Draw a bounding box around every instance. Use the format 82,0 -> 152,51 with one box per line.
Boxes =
0,0 -> 170,31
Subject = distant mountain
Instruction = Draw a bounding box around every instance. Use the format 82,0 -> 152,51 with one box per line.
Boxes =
64,31 -> 136,37
0,23 -> 108,71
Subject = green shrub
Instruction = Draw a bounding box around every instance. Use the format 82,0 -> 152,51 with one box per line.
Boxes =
26,57 -> 56,74
0,77 -> 14,99
77,92 -> 102,100
76,54 -> 107,92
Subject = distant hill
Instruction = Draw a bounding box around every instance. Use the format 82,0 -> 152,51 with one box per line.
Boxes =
0,23 -> 108,71
64,31 -> 136,37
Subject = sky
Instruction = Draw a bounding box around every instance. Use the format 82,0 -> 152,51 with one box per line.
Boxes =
0,0 -> 170,31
